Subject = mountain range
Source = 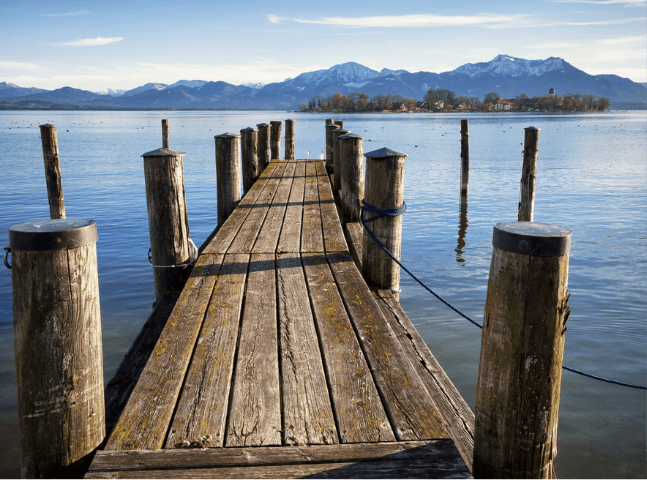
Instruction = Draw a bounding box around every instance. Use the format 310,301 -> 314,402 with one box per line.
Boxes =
1,55 -> 645,110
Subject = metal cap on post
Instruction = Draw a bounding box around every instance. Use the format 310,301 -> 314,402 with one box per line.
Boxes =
361,147 -> 406,301
338,133 -> 364,223
285,119 -> 295,160
215,132 -> 242,225
241,127 -> 259,194
474,221 -> 572,479
142,147 -> 193,302
10,219 -> 104,478
256,123 -> 271,171
332,127 -> 350,190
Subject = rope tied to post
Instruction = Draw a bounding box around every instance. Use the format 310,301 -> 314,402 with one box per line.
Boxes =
147,237 -> 199,269
360,201 -> 646,390
3,247 -> 11,269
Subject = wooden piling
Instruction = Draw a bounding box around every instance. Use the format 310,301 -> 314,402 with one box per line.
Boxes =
270,120 -> 282,159
285,119 -> 295,160
240,127 -> 259,194
332,127 -> 350,190
361,147 -> 406,301
339,133 -> 364,223
474,222 -> 571,479
325,118 -> 334,125
256,123 -> 271,171
325,123 -> 340,169
215,132 -> 242,225
337,120 -> 344,129
39,124 -> 66,219
518,127 -> 540,222
142,148 -> 193,301
10,219 -> 104,478
162,119 -> 169,148
460,119 -> 469,195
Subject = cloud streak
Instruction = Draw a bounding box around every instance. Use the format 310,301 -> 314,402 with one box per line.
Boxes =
0,61 -> 43,72
55,37 -> 124,46
40,11 -> 90,17
549,0 -> 646,5
269,13 -> 525,28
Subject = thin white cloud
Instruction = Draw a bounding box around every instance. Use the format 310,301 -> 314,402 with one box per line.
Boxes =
269,13 -> 525,28
40,11 -> 90,17
549,0 -> 646,5
597,34 -> 646,44
0,61 -> 43,71
530,42 -> 583,48
55,37 -> 123,47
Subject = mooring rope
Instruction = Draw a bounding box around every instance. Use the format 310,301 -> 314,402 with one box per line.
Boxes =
360,200 -> 646,391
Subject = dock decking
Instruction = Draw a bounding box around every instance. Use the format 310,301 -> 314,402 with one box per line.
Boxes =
89,159 -> 474,478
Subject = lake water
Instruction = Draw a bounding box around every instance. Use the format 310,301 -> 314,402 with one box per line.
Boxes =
0,110 -> 645,478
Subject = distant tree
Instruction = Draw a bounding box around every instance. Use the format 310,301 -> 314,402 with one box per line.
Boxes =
356,92 -> 369,111
596,97 -> 610,111
331,92 -> 343,111
424,89 -> 436,105
484,91 -> 500,103
299,103 -> 308,112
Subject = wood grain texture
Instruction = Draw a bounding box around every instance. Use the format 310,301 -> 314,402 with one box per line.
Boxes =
215,134 -> 242,225
105,253 -> 224,451
302,253 -> 394,444
339,135 -> 364,223
460,119 -> 469,195
162,119 -> 169,149
165,253 -> 249,449
253,162 -> 296,254
284,119 -> 295,160
277,162 -> 305,253
257,124 -> 271,172
301,162 -> 324,253
227,162 -> 286,254
332,129 -> 349,191
277,253 -> 338,445
241,127 -> 259,194
39,124 -> 66,219
327,252 -> 449,442
325,124 -> 339,167
203,162 -> 278,254
13,244 -> 103,478
270,121 -> 282,160
315,161 -> 348,253
374,290 -> 475,473
226,253 -> 281,447
474,247 -> 568,479
518,128 -> 539,222
343,222 -> 363,270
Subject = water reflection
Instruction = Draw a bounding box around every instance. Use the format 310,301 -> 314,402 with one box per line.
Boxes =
455,193 -> 468,263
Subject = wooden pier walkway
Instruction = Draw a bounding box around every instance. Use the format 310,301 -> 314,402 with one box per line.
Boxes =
88,159 -> 474,478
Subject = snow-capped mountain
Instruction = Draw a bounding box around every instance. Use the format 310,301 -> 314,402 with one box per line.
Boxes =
452,55 -> 565,77
95,88 -> 127,96
0,81 -> 48,98
167,80 -> 208,89
286,62 -> 380,87
122,83 -> 168,96
240,82 -> 265,89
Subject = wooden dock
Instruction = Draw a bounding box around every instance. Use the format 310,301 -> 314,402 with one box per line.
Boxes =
88,159 -> 474,479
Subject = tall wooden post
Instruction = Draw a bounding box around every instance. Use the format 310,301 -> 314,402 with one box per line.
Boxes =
474,222 -> 571,479
10,219 -> 104,478
285,119 -> 295,160
518,127 -> 540,222
325,123 -> 340,169
240,127 -> 259,194
270,120 -> 282,159
325,118 -> 334,126
162,119 -> 169,148
339,133 -> 364,223
460,119 -> 469,195
256,123 -> 271,171
215,132 -> 242,225
332,127 -> 350,190
361,147 -> 406,301
39,124 -> 66,219
337,120 -> 344,129
142,148 -> 193,301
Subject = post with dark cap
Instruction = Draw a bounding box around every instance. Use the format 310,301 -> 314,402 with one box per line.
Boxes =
460,119 -> 469,195
241,127 -> 259,194
332,127 -> 350,190
162,119 -> 169,148
285,119 -> 295,160
256,123 -> 271,171
474,222 -> 572,479
270,120 -> 282,160
325,118 -> 334,126
9,219 -> 104,478
518,127 -> 540,221
39,124 -> 66,219
325,123 -> 340,170
215,132 -> 242,225
361,147 -> 406,301
339,133 -> 364,223
142,147 -> 195,302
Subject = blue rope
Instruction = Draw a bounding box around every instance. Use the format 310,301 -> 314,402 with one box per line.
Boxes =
360,200 -> 647,391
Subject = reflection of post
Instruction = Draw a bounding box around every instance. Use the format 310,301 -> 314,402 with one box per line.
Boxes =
455,193 -> 468,263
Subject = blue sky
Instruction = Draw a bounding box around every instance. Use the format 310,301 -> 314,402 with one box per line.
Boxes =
1,0 -> 645,91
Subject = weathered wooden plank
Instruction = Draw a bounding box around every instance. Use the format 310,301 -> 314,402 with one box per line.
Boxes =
252,162 -> 296,253
164,253 -> 249,449
342,222 -> 363,270
203,162 -> 278,254
301,253 -> 395,444
301,162 -> 324,253
326,252 -> 449,442
374,290 -> 475,473
315,161 -> 348,253
226,253 -> 281,447
277,161 -> 305,253
276,253 -> 338,445
105,254 -> 224,450
227,162 -> 286,254
89,440 -> 459,470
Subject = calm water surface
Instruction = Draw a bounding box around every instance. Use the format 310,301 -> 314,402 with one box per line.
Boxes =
0,110 -> 645,478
